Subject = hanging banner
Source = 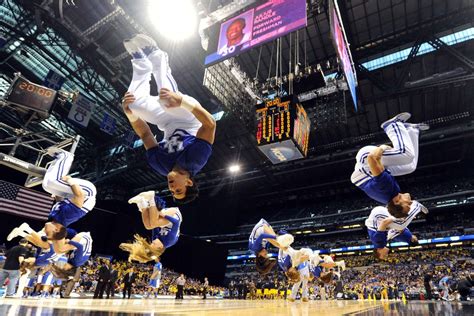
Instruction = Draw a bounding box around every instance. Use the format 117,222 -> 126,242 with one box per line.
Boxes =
67,94 -> 95,128
43,70 -> 66,90
100,112 -> 117,135
122,130 -> 137,148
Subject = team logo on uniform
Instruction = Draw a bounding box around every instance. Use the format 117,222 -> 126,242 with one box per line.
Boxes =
162,130 -> 188,153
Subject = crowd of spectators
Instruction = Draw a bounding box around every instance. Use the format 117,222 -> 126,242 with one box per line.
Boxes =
225,247 -> 473,301
73,257 -> 226,298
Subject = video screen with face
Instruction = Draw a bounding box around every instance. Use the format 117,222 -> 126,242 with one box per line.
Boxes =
329,0 -> 358,110
204,0 -> 307,66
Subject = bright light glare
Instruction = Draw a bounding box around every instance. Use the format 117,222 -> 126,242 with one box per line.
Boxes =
229,165 -> 241,173
149,0 -> 197,41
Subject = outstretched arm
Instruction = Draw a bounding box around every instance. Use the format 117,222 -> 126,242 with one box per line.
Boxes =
122,92 -> 158,150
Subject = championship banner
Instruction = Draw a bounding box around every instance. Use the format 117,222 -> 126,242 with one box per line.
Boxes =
43,70 -> 65,90
100,112 -> 117,135
68,94 -> 95,128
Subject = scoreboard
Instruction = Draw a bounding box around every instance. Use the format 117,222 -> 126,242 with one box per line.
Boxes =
5,74 -> 57,115
256,95 -> 310,164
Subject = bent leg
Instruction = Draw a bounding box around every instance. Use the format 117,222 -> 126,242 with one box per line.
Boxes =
127,58 -> 167,127
351,146 -> 376,185
381,122 -> 415,167
148,50 -> 178,92
386,127 -> 420,176
290,281 -> 301,300
42,152 -> 74,197
74,179 -> 97,211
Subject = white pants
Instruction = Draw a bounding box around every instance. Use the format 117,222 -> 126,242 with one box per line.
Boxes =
351,122 -> 419,186
365,202 -> 424,232
127,51 -> 201,140
15,271 -> 31,297
42,151 -> 97,211
290,265 -> 309,299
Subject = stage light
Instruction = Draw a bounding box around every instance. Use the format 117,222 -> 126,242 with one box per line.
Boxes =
149,0 -> 197,41
229,164 -> 241,173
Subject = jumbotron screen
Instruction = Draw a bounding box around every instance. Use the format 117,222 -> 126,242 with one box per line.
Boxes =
204,0 -> 307,66
329,0 -> 358,110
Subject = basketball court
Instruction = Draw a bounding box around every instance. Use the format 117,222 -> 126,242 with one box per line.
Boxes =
1,298 -> 473,316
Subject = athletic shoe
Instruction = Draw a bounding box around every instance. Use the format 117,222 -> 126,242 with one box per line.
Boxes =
128,195 -> 147,212
128,194 -> 144,204
18,222 -> 31,233
420,204 -> 429,215
338,260 -> 346,271
138,190 -> 156,202
46,147 -> 68,158
276,234 -> 294,248
302,297 -> 309,302
288,298 -> 295,302
7,227 -> 22,241
132,34 -> 159,56
123,39 -> 146,59
380,112 -> 411,129
405,122 -> 430,131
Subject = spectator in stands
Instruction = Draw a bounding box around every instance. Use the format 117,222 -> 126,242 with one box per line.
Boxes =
176,274 -> 185,300
0,238 -> 29,297
122,266 -> 136,299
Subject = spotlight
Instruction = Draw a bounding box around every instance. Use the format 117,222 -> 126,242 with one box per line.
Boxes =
229,164 -> 241,173
148,0 -> 197,41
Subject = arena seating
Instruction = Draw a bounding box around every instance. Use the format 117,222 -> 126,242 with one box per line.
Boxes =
74,257 -> 226,297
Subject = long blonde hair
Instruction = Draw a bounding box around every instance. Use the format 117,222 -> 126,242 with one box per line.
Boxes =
119,234 -> 164,263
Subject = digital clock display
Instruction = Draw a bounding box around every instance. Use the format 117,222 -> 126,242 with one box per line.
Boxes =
256,95 -> 311,164
6,76 -> 57,114
256,96 -> 292,145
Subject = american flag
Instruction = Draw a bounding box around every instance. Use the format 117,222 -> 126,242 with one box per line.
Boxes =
0,180 -> 53,221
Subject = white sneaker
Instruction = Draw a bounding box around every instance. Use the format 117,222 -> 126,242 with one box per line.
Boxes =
123,39 -> 146,59
405,122 -> 430,131
338,260 -> 346,271
46,147 -> 68,157
18,222 -> 31,233
128,194 -> 146,205
138,190 -> 156,201
380,112 -> 411,129
420,204 -> 429,215
132,34 -> 159,56
7,227 -> 22,241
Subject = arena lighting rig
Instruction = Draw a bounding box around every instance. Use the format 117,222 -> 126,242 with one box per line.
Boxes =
201,0 -> 357,164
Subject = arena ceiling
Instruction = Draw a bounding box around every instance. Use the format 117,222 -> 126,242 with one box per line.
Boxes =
0,0 -> 473,205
